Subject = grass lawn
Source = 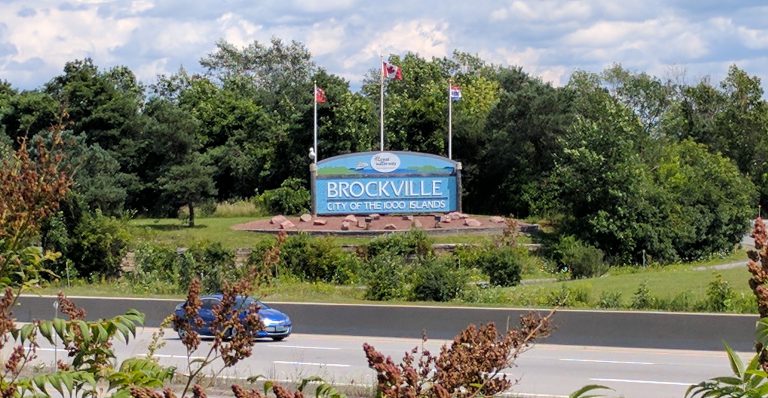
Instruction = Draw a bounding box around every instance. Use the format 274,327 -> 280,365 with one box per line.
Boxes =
72,216 -> 754,313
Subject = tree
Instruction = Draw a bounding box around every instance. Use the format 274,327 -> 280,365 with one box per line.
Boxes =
158,153 -> 217,227
468,66 -> 572,216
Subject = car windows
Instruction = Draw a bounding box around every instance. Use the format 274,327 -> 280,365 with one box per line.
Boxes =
201,298 -> 219,310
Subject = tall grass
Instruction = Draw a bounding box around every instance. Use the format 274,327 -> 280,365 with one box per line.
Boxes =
212,199 -> 266,218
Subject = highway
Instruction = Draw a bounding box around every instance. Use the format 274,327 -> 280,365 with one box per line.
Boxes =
15,295 -> 758,397
28,327 -> 743,398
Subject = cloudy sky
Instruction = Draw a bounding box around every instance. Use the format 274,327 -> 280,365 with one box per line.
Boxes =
1,0 -> 767,92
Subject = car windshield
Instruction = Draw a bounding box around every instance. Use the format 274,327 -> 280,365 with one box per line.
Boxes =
234,296 -> 269,310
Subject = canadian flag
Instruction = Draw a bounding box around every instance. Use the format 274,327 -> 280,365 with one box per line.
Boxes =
383,62 -> 403,80
315,87 -> 327,103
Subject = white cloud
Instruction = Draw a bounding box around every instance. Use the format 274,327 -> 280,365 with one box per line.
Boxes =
306,19 -> 345,56
565,17 -> 709,61
217,13 -> 264,48
293,0 -> 356,13
490,0 -> 591,22
357,19 -> 449,63
1,4 -> 140,68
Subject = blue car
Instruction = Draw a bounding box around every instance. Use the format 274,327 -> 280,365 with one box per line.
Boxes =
173,294 -> 292,341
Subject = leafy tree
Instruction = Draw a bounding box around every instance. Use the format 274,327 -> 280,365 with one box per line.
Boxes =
469,66 -> 572,216
157,153 -> 217,227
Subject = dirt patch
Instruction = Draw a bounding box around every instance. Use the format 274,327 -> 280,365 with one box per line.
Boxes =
231,213 -> 516,236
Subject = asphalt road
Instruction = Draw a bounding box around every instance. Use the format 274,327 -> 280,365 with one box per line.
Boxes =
15,295 -> 758,351
27,327 -> 744,398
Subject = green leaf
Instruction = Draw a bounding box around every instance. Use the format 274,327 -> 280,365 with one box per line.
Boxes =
52,318 -> 67,340
19,323 -> 36,342
114,321 -> 132,344
724,342 -> 745,379
756,318 -> 768,347
570,384 -> 613,398
39,320 -> 54,343
75,320 -> 91,344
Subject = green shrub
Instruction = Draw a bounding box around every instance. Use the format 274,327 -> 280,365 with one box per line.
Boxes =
665,290 -> 694,312
68,210 -> 132,279
363,229 -> 433,260
546,284 -> 591,307
597,290 -> 623,309
630,281 -> 654,309
459,285 -> 509,305
178,242 -> 236,293
257,178 -> 310,215
704,273 -> 735,312
280,234 -> 360,284
132,243 -> 182,284
552,235 -> 607,279
463,246 -> 524,287
411,257 -> 466,302
364,255 -> 407,301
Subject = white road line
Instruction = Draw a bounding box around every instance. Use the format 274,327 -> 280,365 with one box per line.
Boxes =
136,354 -> 206,360
591,377 -> 693,386
271,345 -> 341,350
273,360 -> 350,368
560,358 -> 655,365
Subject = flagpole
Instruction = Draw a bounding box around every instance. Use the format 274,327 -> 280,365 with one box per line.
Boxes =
379,56 -> 385,152
448,78 -> 452,160
313,81 -> 318,164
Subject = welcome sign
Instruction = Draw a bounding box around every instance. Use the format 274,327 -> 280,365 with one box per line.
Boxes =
312,151 -> 460,215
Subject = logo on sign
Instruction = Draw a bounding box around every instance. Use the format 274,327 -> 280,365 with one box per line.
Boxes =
371,153 -> 400,173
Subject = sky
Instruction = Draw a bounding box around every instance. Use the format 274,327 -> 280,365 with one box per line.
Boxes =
1,0 -> 767,92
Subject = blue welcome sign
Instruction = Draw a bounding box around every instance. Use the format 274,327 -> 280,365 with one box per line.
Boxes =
312,151 -> 461,215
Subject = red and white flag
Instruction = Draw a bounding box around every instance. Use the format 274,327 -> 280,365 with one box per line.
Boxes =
383,62 -> 403,80
315,87 -> 327,103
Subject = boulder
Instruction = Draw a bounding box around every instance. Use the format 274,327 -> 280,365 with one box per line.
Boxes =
270,215 -> 288,225
440,215 -> 452,223
412,219 -> 423,229
341,221 -> 350,231
448,211 -> 461,219
299,214 -> 312,222
344,214 -> 357,223
489,216 -> 506,223
459,213 -> 470,219
357,220 -> 367,228
313,219 -> 327,226
402,215 -> 414,221
280,220 -> 295,229
369,214 -> 381,220
464,218 -> 482,227
384,223 -> 397,230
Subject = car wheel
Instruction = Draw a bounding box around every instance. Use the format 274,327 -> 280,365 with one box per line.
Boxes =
271,336 -> 286,341
177,329 -> 187,340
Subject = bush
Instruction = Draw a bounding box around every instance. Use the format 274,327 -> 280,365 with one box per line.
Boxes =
363,229 -> 433,260
411,257 -> 466,302
630,281 -> 654,309
552,235 -> 607,279
461,245 -> 524,287
280,234 -> 360,284
597,290 -> 623,309
178,242 -> 236,293
545,284 -> 591,307
68,210 -> 132,279
704,273 -> 735,312
130,243 -> 182,293
257,178 -> 310,215
364,255 -> 407,301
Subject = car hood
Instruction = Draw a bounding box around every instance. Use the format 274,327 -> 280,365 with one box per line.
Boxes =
259,308 -> 290,324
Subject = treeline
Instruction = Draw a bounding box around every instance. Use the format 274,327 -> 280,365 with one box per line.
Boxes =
0,38 -> 764,265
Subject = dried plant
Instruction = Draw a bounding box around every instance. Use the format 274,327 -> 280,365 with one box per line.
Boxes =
364,311 -> 553,398
747,217 -> 768,369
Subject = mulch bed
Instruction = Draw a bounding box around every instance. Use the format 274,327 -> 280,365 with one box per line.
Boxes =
232,213 -> 511,236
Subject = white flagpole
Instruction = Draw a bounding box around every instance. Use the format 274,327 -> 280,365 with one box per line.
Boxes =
380,55 -> 384,152
448,79 -> 452,160
313,81 -> 318,164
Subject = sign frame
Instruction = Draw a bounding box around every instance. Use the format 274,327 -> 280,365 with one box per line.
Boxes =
310,151 -> 462,215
